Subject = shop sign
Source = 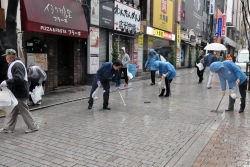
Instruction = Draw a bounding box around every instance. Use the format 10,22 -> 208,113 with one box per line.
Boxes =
177,0 -> 182,22
217,18 -> 222,37
114,1 -> 141,34
89,27 -> 99,54
222,14 -> 226,36
148,36 -> 153,45
146,26 -> 172,40
90,0 -> 99,26
177,24 -> 181,46
99,0 -> 114,29
153,0 -> 173,32
138,27 -> 144,47
209,0 -> 215,15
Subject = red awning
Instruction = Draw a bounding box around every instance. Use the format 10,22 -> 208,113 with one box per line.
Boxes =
20,0 -> 88,38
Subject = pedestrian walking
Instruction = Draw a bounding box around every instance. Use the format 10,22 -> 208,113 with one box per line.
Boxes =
154,61 -> 176,97
196,50 -> 205,83
119,47 -> 130,87
204,51 -> 218,89
145,49 -> 160,85
226,53 -> 233,61
88,60 -> 123,110
0,49 -> 39,133
27,66 -> 47,105
210,61 -> 247,113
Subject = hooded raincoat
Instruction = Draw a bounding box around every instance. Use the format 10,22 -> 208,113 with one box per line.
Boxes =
145,49 -> 160,71
119,47 -> 130,68
154,61 -> 176,80
210,61 -> 247,91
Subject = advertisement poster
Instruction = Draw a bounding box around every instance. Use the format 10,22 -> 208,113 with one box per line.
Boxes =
90,27 -> 99,54
99,0 -> 114,29
17,32 -> 25,64
27,53 -> 48,71
90,56 -> 99,74
90,0 -> 99,26
153,0 -> 173,32
114,1 -> 140,34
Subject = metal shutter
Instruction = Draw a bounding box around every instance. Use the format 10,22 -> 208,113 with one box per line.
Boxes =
99,28 -> 107,65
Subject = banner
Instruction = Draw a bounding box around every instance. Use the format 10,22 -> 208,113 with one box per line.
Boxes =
177,24 -> 181,46
153,0 -> 173,32
90,0 -> 99,26
222,14 -> 226,36
217,18 -> 222,37
177,0 -> 182,22
89,27 -> 99,54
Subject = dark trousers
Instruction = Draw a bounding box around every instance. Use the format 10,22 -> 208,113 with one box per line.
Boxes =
88,77 -> 110,107
165,77 -> 173,95
0,74 -> 6,83
29,81 -> 45,101
151,70 -> 156,84
228,79 -> 247,110
119,68 -> 128,84
197,68 -> 204,82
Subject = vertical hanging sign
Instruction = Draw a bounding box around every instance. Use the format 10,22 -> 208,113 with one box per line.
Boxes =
177,0 -> 182,22
217,18 -> 222,37
222,14 -> 226,37
177,24 -> 181,46
90,0 -> 99,26
209,0 -> 215,15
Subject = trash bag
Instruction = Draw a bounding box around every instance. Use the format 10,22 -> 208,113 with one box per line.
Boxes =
92,86 -> 105,100
40,86 -> 44,96
196,62 -> 204,71
230,85 -> 241,99
158,79 -> 166,89
0,87 -> 18,114
30,86 -> 42,104
127,69 -> 133,80
156,70 -> 159,76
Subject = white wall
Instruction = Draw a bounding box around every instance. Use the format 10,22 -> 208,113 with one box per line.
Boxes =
1,0 -> 21,31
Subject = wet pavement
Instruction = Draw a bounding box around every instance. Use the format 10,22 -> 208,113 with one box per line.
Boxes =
0,68 -> 249,167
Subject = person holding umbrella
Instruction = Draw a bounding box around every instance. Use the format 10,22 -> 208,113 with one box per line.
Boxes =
204,51 -> 218,89
154,61 -> 176,97
210,61 -> 247,113
145,49 -> 160,85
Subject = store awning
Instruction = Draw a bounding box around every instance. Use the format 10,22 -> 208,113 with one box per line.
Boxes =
20,0 -> 88,38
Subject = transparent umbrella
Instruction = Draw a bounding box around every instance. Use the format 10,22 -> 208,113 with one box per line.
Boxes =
204,43 -> 227,51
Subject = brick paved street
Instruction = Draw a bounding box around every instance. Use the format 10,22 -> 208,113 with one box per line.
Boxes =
0,69 -> 249,167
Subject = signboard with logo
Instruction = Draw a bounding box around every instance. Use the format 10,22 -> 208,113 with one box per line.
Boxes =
177,0 -> 182,22
138,27 -> 144,47
222,14 -> 226,36
114,1 -> 141,34
209,0 -> 215,15
153,0 -> 173,32
91,0 -> 99,26
217,18 -> 222,37
146,26 -> 173,40
177,24 -> 181,46
99,0 -> 114,29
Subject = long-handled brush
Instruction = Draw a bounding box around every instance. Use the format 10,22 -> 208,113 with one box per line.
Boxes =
211,95 -> 224,112
118,91 -> 126,106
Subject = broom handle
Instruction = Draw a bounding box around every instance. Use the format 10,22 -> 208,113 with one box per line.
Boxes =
215,95 -> 224,111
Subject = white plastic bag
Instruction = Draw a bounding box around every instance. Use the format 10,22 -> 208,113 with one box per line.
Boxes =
196,62 -> 204,71
92,86 -> 105,100
156,70 -> 159,76
0,87 -> 11,107
40,86 -> 44,96
158,79 -> 166,89
127,69 -> 133,80
0,87 -> 18,114
30,86 -> 42,104
230,85 -> 241,99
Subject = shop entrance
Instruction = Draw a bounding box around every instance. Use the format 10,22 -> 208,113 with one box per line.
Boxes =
57,36 -> 74,86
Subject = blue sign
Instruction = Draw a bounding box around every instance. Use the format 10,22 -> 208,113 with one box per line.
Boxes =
217,18 -> 222,37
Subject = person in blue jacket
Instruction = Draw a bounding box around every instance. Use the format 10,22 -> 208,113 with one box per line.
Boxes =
154,61 -> 176,97
145,49 -> 160,85
210,61 -> 247,113
88,60 -> 123,110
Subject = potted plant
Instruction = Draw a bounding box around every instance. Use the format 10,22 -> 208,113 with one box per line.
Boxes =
188,48 -> 193,68
112,40 -> 119,62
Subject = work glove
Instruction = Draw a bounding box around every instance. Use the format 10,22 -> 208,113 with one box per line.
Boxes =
0,81 -> 7,87
97,81 -> 101,87
116,87 -> 120,91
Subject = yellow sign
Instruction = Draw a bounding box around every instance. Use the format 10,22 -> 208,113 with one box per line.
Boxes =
138,27 -> 144,47
153,0 -> 173,32
152,28 -> 164,38
148,36 -> 153,45
177,24 -> 181,46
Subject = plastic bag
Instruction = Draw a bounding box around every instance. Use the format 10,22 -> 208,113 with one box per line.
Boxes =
40,86 -> 44,96
0,87 -> 18,114
30,86 -> 42,104
158,79 -> 166,89
156,70 -> 159,76
196,62 -> 204,71
127,69 -> 133,80
0,87 -> 11,107
92,86 -> 105,100
230,85 -> 241,99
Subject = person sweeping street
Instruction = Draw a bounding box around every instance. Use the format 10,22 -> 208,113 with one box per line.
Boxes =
145,49 -> 160,85
119,47 -> 130,87
154,61 -> 176,97
88,60 -> 123,110
210,61 -> 247,113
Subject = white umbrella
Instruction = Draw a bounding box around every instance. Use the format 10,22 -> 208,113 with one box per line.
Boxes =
204,43 -> 227,51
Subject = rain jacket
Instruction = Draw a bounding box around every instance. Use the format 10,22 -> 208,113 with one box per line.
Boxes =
154,61 -> 176,80
119,47 -> 130,68
28,66 -> 47,85
145,49 -> 160,71
210,61 -> 247,91
96,62 -> 120,87
204,53 -> 218,67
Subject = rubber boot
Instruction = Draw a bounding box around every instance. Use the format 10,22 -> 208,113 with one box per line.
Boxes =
159,89 -> 165,97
